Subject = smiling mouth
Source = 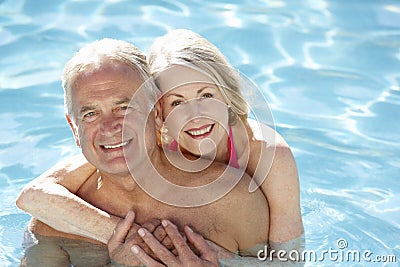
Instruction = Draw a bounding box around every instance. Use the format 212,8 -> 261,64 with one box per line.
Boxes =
185,124 -> 214,138
102,140 -> 130,150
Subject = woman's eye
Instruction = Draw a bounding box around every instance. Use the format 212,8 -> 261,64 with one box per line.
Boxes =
201,93 -> 213,99
171,100 -> 183,107
201,92 -> 213,98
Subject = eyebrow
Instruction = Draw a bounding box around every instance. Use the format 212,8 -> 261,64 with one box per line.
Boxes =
165,86 -> 215,98
79,105 -> 96,116
115,98 -> 131,105
78,98 -> 132,115
197,86 -> 214,94
166,93 -> 184,98
117,98 -> 142,110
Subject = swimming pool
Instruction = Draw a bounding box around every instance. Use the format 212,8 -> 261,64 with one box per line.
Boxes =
1,0 -> 399,266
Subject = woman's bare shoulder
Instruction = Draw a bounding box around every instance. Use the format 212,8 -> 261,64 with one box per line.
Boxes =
247,118 -> 288,147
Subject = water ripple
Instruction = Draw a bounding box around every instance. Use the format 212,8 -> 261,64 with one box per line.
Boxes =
0,0 -> 399,266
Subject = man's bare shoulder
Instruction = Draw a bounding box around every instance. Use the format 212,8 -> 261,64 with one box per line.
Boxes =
53,154 -> 96,185
32,154 -> 96,191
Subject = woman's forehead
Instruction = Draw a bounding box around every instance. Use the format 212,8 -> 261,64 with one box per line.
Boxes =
156,65 -> 216,93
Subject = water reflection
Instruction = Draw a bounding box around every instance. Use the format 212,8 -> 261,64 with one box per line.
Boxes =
0,0 -> 399,265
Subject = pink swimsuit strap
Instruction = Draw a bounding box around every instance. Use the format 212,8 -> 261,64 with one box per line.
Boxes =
227,125 -> 240,169
168,139 -> 179,151
167,125 -> 240,168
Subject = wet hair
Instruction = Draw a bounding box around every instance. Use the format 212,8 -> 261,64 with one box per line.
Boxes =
62,38 -> 157,123
148,29 -> 249,122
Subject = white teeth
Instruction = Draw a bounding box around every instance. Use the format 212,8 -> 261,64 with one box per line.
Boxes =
187,125 -> 212,136
103,140 -> 129,149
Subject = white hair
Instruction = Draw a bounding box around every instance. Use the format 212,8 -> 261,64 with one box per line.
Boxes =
62,38 -> 157,122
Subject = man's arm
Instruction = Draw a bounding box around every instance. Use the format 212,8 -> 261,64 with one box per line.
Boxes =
15,154 -> 121,244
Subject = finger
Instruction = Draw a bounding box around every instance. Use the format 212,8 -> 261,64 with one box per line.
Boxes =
162,220 -> 193,258
142,218 -> 161,233
161,236 -> 175,251
184,226 -> 218,262
205,240 -> 234,259
138,227 -> 179,266
131,245 -> 165,267
153,225 -> 167,242
108,211 -> 135,251
171,248 -> 179,256
125,234 -> 159,261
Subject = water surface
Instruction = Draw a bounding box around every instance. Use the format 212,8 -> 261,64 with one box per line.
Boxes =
0,0 -> 399,266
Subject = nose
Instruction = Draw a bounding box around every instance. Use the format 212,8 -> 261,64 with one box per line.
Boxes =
100,114 -> 122,137
187,99 -> 201,117
189,99 -> 211,123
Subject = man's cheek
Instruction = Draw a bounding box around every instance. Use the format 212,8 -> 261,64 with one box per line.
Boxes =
125,114 -> 147,133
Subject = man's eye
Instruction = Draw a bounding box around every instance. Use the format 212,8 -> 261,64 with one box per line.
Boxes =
119,106 -> 129,112
82,111 -> 98,122
171,100 -> 183,107
201,93 -> 213,99
115,105 -> 135,115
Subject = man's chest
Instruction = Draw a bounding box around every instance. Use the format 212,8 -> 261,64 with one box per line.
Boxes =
77,182 -> 238,250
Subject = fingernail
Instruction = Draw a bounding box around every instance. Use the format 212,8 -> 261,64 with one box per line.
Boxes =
186,226 -> 193,233
131,245 -> 139,254
162,220 -> 168,227
138,228 -> 145,237
127,211 -> 134,218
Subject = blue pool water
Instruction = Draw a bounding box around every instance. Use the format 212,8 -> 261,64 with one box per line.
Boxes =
1,0 -> 399,266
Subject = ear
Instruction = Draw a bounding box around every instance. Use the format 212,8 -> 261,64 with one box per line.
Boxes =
154,101 -> 164,130
66,114 -> 80,147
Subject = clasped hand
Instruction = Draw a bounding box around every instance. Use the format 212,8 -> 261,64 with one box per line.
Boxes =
108,211 -> 231,266
107,211 -> 171,266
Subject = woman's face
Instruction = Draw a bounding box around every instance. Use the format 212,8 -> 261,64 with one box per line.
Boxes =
156,65 -> 230,156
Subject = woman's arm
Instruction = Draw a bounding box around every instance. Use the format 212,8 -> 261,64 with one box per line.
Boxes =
261,145 -> 304,243
247,120 -> 304,249
15,154 -> 121,244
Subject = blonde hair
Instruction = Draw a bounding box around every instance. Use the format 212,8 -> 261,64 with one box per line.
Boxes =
148,29 -> 249,121
62,38 -> 157,123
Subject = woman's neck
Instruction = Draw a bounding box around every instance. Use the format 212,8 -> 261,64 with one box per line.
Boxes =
218,132 -> 231,164
229,121 -> 253,165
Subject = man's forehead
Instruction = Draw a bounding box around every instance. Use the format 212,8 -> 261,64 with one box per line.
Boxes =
74,67 -> 144,94
73,60 -> 143,86
73,84 -> 144,110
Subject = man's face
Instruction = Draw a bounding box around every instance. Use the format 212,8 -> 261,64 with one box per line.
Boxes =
68,62 -> 150,175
